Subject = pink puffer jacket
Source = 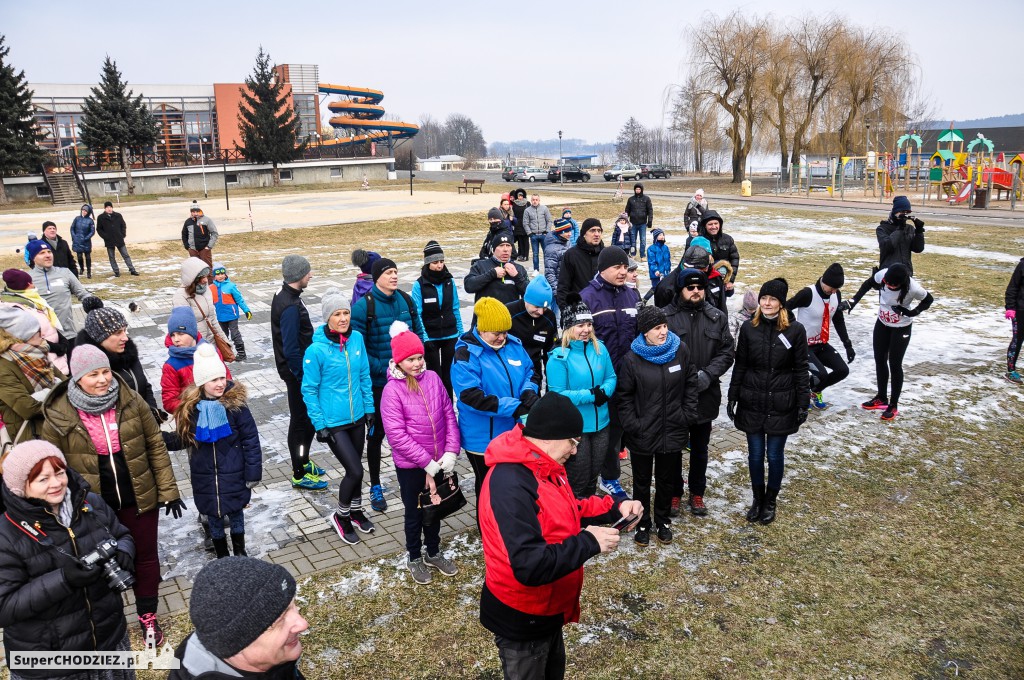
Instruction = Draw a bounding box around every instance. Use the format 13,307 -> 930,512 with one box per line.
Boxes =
380,366 -> 460,469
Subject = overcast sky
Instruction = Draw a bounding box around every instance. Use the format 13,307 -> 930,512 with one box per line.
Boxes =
3,0 -> 1022,145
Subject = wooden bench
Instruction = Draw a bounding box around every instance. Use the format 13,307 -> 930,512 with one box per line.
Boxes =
458,179 -> 485,194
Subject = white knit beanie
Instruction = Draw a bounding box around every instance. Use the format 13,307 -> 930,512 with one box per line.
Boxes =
192,343 -> 226,387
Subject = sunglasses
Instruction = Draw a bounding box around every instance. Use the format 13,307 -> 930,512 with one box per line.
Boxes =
685,284 -> 706,291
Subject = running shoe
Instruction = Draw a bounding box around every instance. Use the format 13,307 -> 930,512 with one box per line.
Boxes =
329,512 -> 359,545
350,509 -> 375,533
861,397 -> 889,411
880,406 -> 899,421
1005,371 -> 1023,384
139,613 -> 164,646
369,484 -> 388,512
423,551 -> 458,576
304,460 -> 326,477
810,392 -> 829,410
291,473 -> 328,490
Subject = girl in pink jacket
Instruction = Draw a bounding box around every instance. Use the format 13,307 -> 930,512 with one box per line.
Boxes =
380,321 -> 461,585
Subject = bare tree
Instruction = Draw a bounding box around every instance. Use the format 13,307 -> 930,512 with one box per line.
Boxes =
442,113 -> 486,165
834,28 -> 910,155
616,117 -> 647,163
671,73 -> 723,173
786,15 -> 845,173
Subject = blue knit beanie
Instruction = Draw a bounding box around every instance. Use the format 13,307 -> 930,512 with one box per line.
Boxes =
890,195 -> 912,220
652,228 -> 665,242
168,306 -> 198,339
690,236 -> 712,255
524,276 -> 554,309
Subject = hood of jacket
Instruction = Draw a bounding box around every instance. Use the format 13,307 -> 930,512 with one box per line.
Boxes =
0,326 -> 22,353
179,256 -> 210,287
633,182 -> 644,194
483,424 -> 565,478
698,210 -> 725,234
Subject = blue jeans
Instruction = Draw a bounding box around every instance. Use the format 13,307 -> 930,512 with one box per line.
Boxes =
746,433 -> 788,491
530,233 -> 546,270
207,511 -> 245,539
629,223 -> 647,257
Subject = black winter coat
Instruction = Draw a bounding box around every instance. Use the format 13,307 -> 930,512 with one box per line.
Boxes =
664,299 -> 735,423
877,217 -> 925,274
45,235 -> 78,276
96,212 -> 127,248
729,317 -> 809,435
506,299 -> 557,386
0,470 -> 134,678
556,236 -> 604,309
617,341 -> 699,454
72,331 -> 162,418
463,257 -> 529,305
625,189 -> 653,228
697,211 -> 739,282
1005,258 -> 1024,312
654,269 -> 729,314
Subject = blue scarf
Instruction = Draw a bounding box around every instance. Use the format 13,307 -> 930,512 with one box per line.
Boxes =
168,340 -> 201,361
630,331 -> 680,365
195,399 -> 231,442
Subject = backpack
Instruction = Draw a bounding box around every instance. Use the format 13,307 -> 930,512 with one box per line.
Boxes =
364,288 -> 420,330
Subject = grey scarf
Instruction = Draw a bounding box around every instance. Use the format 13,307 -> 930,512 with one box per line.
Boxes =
67,378 -> 119,415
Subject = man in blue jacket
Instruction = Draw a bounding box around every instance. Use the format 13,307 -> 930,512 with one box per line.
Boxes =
581,246 -> 639,500
351,257 -> 424,512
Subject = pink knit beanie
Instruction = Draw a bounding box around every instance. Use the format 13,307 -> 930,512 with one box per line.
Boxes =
2,440 -> 67,497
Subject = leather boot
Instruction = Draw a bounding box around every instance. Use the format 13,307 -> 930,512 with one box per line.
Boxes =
231,533 -> 248,556
760,487 -> 779,525
234,340 -> 246,361
212,537 -> 230,558
746,484 -> 765,522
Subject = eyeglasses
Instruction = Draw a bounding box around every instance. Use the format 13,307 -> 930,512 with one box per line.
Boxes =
568,437 -> 581,448
685,284 -> 705,291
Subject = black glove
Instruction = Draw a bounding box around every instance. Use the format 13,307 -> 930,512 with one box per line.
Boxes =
892,305 -> 918,317
845,345 -> 856,363
513,403 -> 530,419
912,217 -> 925,230
796,410 -> 808,425
727,400 -> 736,421
114,550 -> 135,574
839,300 -> 855,314
696,370 -> 711,393
153,408 -> 171,424
64,560 -> 102,589
365,413 -> 376,430
520,390 -> 540,410
163,498 -> 187,519
316,428 -> 332,443
591,387 -> 609,407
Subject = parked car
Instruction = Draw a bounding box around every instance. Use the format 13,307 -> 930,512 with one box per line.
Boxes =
640,164 -> 672,179
548,165 -> 591,183
502,166 -> 525,182
603,163 -> 642,181
514,167 -> 548,182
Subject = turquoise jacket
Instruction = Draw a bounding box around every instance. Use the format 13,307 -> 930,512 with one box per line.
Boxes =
546,339 -> 617,433
300,325 -> 374,430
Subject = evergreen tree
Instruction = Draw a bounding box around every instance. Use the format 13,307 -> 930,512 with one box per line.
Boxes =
0,35 -> 46,204
79,56 -> 159,195
236,47 -> 303,185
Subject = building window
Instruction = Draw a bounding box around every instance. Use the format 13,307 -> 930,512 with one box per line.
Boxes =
279,169 -> 293,181
36,186 -> 51,198
166,177 -> 182,188
225,173 -> 239,185
330,167 -> 343,178
103,181 -> 121,193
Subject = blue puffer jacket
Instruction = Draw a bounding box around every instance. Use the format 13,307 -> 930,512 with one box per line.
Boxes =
351,285 -> 423,387
544,232 -> 571,290
546,339 -> 617,433
301,325 -> 374,430
187,382 -> 262,518
646,238 -> 672,283
580,276 -> 641,370
69,205 -> 95,253
451,330 -> 538,453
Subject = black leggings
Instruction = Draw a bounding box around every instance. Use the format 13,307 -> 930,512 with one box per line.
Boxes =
425,337 -> 457,400
365,385 -> 385,486
327,422 -> 366,506
76,251 -> 92,274
284,374 -> 316,478
872,319 -> 913,407
467,452 -> 489,499
1008,316 -> 1022,372
808,343 -> 850,392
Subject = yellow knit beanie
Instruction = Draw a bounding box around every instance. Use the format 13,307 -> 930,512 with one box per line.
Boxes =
474,297 -> 512,332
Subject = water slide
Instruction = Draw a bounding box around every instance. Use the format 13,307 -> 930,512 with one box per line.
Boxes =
318,84 -> 418,147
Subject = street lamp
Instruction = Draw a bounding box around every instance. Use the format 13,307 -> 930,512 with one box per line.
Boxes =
198,135 -> 209,198
558,130 -> 563,186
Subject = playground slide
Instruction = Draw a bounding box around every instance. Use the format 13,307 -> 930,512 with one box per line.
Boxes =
318,83 -> 418,147
949,181 -> 974,204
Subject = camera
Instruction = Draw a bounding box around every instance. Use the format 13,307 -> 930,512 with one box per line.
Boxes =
80,539 -> 135,593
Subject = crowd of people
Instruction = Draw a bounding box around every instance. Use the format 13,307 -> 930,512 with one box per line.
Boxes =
0,188 -> 984,680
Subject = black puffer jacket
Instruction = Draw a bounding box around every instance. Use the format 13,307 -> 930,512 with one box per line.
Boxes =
0,469 -> 134,677
1007,258 -> 1024,312
463,256 -> 529,305
697,211 -> 739,282
729,316 -> 809,435
556,235 -> 604,309
877,217 -> 925,274
72,331 -> 161,418
617,340 -> 699,454
664,299 -> 735,423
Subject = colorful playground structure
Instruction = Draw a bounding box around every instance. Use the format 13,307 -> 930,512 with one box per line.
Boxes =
318,84 -> 418,150
925,129 -> 1022,205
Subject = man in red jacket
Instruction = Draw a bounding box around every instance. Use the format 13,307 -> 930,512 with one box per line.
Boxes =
479,391 -> 642,679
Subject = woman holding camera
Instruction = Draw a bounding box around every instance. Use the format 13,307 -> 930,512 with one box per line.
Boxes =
0,440 -> 136,680
41,345 -> 183,647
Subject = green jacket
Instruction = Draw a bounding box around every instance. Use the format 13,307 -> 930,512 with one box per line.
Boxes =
0,328 -> 66,444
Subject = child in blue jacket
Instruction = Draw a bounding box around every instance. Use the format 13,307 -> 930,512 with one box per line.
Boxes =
211,262 -> 251,361
647,229 -> 672,287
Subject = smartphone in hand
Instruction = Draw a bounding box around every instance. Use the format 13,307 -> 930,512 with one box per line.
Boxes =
611,514 -> 639,531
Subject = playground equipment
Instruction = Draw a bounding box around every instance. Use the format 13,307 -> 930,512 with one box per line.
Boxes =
895,133 -> 924,191
318,84 -> 418,153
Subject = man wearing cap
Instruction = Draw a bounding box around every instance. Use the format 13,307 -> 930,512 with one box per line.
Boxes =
271,255 -> 326,491
181,201 -> 219,268
352,257 -> 424,511
581,246 -> 640,500
786,263 -> 856,410
40,220 -> 79,275
170,556 -> 309,679
464,233 -> 529,305
27,238 -> 92,339
877,195 -> 925,275
96,201 -> 138,277
663,267 -> 735,516
556,218 -> 605,310
522,194 -> 553,273
506,277 -> 558,387
479,391 -> 643,679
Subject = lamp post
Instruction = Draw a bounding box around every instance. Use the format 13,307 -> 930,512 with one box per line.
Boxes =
197,135 -> 209,199
558,130 -> 563,185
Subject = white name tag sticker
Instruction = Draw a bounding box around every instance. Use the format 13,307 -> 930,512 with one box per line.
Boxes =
668,364 -> 681,373
52,279 -> 65,288
533,334 -> 546,342
503,278 -> 515,284
508,359 -> 522,366
624,308 -> 637,316
108,422 -> 118,430
778,333 -> 792,349
424,298 -> 437,303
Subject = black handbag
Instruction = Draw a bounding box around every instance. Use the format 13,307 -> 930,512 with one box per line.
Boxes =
418,472 -> 467,527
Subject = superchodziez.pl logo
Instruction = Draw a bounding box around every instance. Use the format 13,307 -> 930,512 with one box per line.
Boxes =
10,640 -> 181,671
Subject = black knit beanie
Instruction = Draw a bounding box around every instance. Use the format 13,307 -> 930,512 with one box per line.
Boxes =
580,218 -> 603,234
821,263 -> 845,288
371,257 -> 398,283
758,278 -> 789,302
597,246 -> 628,271
423,241 -> 445,265
636,304 -> 667,335
522,391 -> 584,440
